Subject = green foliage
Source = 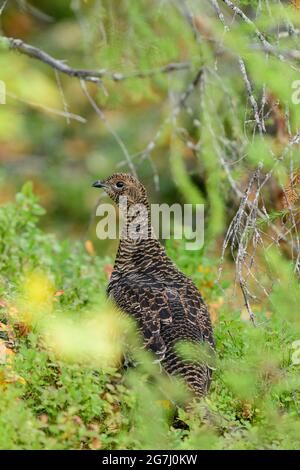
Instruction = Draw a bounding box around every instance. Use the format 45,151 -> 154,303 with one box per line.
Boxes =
0,182 -> 110,308
0,186 -> 299,450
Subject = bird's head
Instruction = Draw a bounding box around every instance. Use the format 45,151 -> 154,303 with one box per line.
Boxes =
92,173 -> 148,206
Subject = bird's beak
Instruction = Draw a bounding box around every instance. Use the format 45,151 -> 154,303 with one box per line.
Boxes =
92,180 -> 107,188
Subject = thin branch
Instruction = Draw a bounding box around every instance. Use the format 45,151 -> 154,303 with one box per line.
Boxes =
238,58 -> 265,135
222,0 -> 278,55
7,91 -> 86,123
219,150 -> 297,248
120,67 -> 204,165
5,37 -> 103,84
278,28 -> 300,39
221,0 -> 300,70
210,0 -> 229,31
55,70 -> 70,125
0,0 -> 8,16
17,0 -> 53,23
119,61 -> 192,81
4,36 -> 191,84
80,80 -> 137,177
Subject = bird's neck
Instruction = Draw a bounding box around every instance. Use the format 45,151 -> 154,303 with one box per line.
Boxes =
114,200 -> 164,271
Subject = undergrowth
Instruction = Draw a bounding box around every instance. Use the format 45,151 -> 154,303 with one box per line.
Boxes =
0,184 -> 299,450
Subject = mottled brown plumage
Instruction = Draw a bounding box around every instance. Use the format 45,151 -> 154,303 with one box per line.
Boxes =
92,173 -> 215,397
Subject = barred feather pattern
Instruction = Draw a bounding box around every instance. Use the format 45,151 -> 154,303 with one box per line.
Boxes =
283,170 -> 300,208
94,173 -> 215,398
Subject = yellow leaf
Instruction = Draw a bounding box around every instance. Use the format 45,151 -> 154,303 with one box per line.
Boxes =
155,399 -> 173,410
85,239 -> 96,256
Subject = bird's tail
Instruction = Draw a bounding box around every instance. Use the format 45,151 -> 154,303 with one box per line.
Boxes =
163,351 -> 213,398
182,363 -> 213,398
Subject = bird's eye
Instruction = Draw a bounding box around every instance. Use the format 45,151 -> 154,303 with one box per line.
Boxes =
115,181 -> 124,189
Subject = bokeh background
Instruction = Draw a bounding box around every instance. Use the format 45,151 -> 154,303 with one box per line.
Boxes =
0,0 -> 204,244
2,0 -> 298,254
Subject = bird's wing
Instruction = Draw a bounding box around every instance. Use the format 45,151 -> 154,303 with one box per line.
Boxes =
181,281 -> 215,350
108,274 -> 179,360
108,273 -> 214,361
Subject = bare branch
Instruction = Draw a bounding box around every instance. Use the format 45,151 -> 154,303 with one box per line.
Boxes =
7,91 -> 86,123
5,37 -> 104,84
3,36 -> 191,84
109,61 -> 192,82
17,0 -> 53,23
222,0 -> 277,55
80,80 -> 137,177
55,70 -> 70,125
238,58 -> 265,135
210,0 -> 229,31
0,0 -> 8,16
119,67 -> 204,166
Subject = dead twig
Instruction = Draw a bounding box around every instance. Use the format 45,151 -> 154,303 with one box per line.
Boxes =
4,36 -> 191,84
